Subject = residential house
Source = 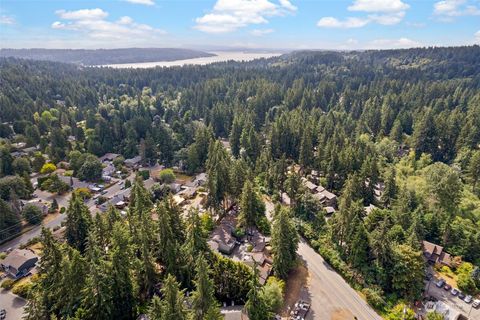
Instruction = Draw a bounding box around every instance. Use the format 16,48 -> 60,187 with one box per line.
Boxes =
208,214 -> 237,255
125,156 -> 142,168
20,200 -> 49,215
324,206 -> 336,215
58,175 -> 89,190
313,189 -> 337,208
422,240 -> 453,267
99,153 -> 120,163
1,249 -> 39,279
301,177 -> 318,193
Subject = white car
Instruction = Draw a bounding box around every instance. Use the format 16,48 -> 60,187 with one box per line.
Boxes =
464,295 -> 473,303
473,299 -> 480,308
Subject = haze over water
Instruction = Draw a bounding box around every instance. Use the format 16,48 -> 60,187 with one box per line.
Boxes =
103,51 -> 282,68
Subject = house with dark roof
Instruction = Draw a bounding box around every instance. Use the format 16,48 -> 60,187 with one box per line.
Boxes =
125,156 -> 142,168
1,249 -> 39,279
422,240 -> 453,267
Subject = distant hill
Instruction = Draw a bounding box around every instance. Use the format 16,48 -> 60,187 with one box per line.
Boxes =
0,48 -> 215,65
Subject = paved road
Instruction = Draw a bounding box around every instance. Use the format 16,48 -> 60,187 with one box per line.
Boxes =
0,290 -> 26,320
0,189 -> 71,252
298,240 -> 382,320
264,200 -> 382,320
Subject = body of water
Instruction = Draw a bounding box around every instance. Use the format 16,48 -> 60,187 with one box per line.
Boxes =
102,51 -> 282,68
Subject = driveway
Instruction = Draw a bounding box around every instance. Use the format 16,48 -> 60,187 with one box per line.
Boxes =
425,279 -> 479,319
0,289 -> 26,320
264,200 -> 382,320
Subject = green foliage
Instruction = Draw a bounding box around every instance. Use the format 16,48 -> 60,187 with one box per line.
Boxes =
362,288 -> 386,310
22,204 -> 43,225
138,169 -> 150,180
12,280 -> 33,298
40,163 -> 57,174
158,169 -> 175,184
386,303 -> 416,320
456,262 -> 478,294
259,276 -> 285,313
271,206 -> 299,279
238,180 -> 266,230
1,279 -> 15,290
77,155 -> 102,182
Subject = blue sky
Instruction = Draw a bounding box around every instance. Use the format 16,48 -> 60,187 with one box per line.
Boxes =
0,0 -> 479,50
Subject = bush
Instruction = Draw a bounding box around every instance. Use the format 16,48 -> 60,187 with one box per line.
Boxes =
362,288 -> 386,310
138,170 -> 150,180
1,279 -> 15,290
60,207 -> 66,214
200,213 -> 215,233
0,252 -> 6,260
12,281 -> 33,298
22,204 -> 43,225
158,169 -> 176,184
40,163 -> 57,174
257,216 -> 271,236
73,187 -> 92,200
260,276 -> 285,313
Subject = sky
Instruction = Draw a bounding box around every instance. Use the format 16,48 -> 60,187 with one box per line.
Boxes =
0,0 -> 479,50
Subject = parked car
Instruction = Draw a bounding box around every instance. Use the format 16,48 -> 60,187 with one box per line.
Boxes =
436,279 -> 446,288
443,284 -> 452,291
458,292 -> 466,300
464,295 -> 472,303
473,299 -> 480,308
425,273 -> 433,281
451,288 -> 459,296
0,309 -> 6,320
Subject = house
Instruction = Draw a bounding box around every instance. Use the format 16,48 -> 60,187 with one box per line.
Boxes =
193,172 -> 207,187
99,193 -> 129,212
422,241 -> 453,267
1,249 -> 39,279
125,156 -> 142,168
99,153 -> 120,163
301,177 -> 318,193
58,175 -> 89,190
102,163 -> 116,177
221,306 -> 246,320
179,187 -> 197,200
209,214 -> 237,255
324,206 -> 336,215
11,142 -> 27,150
20,200 -> 49,215
315,189 -> 337,208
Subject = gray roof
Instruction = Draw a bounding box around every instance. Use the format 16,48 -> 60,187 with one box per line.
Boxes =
1,249 -> 38,270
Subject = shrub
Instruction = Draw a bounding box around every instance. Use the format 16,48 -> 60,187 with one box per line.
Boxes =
362,287 -> 386,310
73,187 -> 92,200
158,169 -> 175,184
60,207 -> 66,213
22,204 -> 43,225
1,279 -> 15,290
138,170 -> 150,180
12,281 -> 33,298
200,213 -> 215,233
40,163 -> 57,174
0,252 -> 6,260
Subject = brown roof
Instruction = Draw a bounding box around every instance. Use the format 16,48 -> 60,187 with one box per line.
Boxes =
422,240 -> 452,266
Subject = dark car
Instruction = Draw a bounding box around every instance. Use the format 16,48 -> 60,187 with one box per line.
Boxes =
458,292 -> 466,300
0,309 -> 6,320
425,273 -> 433,281
443,284 -> 452,291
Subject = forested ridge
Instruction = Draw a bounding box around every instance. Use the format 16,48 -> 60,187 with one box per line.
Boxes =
0,48 -> 214,65
1,45 -> 480,319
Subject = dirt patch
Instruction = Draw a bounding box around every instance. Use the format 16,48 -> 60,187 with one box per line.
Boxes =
43,211 -> 60,224
281,263 -> 309,316
331,309 -> 354,320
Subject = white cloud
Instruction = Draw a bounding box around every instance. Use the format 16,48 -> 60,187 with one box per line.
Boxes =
250,28 -> 274,36
55,8 -> 108,20
0,15 -> 15,25
194,0 -> 296,33
348,0 -> 409,13
317,0 -> 408,29
124,0 -> 155,5
317,17 -> 369,28
366,37 -> 422,49
433,0 -> 480,20
475,30 -> 480,43
51,8 -> 165,46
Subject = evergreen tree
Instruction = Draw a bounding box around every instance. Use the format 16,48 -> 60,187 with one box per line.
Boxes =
65,194 -> 92,253
110,222 -> 136,320
299,128 -> 313,169
246,272 -> 270,320
238,180 -> 265,230
271,206 -> 298,279
206,140 -> 231,214
191,254 -> 222,320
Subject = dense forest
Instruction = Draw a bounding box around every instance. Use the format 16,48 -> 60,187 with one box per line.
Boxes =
0,48 -> 214,65
1,45 -> 480,319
